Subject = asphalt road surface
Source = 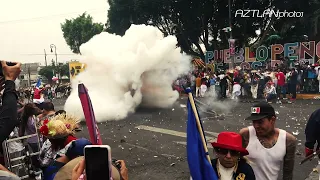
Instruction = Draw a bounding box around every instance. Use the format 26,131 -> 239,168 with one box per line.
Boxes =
52,97 -> 320,180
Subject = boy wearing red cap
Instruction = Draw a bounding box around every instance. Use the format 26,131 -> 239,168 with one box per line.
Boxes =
211,132 -> 255,180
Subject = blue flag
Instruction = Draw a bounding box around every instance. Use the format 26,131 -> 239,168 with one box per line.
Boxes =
187,99 -> 218,180
35,78 -> 41,88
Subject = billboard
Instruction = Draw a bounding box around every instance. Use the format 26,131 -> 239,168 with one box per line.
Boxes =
205,41 -> 320,69
69,61 -> 87,79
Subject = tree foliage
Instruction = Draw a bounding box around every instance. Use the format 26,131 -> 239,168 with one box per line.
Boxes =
256,0 -> 319,46
61,13 -> 104,54
38,62 -> 70,83
106,0 -> 316,59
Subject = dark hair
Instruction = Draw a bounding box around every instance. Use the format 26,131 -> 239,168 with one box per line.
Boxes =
42,102 -> 55,111
20,103 -> 39,136
266,115 -> 276,120
55,110 -> 66,116
49,137 -> 68,151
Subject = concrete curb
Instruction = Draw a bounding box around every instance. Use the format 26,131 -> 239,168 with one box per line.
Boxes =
179,93 -> 320,100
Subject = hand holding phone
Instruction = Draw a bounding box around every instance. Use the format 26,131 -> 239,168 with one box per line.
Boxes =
116,160 -> 128,180
84,145 -> 112,180
72,158 -> 85,180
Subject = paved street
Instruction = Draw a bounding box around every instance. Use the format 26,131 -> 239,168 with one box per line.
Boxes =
52,97 -> 320,180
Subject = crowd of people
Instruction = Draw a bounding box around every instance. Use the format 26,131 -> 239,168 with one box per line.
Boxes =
175,63 -> 320,103
16,84 -> 72,104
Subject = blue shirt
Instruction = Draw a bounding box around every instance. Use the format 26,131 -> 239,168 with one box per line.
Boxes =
210,78 -> 216,85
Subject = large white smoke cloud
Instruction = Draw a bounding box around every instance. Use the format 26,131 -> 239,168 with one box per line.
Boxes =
64,24 -> 191,122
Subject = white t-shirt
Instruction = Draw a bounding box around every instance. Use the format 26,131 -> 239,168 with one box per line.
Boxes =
246,126 -> 286,180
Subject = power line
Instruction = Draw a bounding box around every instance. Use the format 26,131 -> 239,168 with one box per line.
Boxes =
0,9 -> 106,25
19,53 -> 80,56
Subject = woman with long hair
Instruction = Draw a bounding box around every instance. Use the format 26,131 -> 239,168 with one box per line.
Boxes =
20,103 -> 41,152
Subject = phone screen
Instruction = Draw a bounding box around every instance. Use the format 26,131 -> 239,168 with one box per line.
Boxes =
85,146 -> 111,180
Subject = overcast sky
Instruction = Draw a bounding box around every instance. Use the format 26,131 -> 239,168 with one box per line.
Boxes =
0,0 -> 109,65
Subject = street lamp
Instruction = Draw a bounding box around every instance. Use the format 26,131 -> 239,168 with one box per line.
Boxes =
50,44 -> 57,66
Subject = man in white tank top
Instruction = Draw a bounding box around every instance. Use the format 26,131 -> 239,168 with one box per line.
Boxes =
239,102 -> 297,180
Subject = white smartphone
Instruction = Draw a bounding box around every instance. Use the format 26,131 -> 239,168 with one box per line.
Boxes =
84,145 -> 112,180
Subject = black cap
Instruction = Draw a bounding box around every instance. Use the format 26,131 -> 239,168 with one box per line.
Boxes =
245,102 -> 276,121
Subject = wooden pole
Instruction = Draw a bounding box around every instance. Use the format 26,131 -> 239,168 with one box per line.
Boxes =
188,92 -> 212,165
300,149 -> 320,165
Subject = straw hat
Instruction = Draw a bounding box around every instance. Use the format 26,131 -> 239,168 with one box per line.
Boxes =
38,114 -> 80,139
54,156 -> 121,180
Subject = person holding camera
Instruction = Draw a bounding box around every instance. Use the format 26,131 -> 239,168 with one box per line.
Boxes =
0,61 -> 22,179
0,61 -> 21,144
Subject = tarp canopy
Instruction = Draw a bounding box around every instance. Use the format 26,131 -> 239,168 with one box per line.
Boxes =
192,59 -> 205,68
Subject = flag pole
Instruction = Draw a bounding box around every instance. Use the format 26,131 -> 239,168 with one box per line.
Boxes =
186,89 -> 212,165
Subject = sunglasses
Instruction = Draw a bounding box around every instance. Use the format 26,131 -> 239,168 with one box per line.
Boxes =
215,148 -> 240,156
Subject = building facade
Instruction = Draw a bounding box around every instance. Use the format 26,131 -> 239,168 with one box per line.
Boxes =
19,63 -> 41,87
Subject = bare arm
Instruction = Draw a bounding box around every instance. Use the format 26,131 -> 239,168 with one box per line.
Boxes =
17,107 -> 24,113
239,128 -> 250,148
0,164 -> 17,176
283,132 -> 297,180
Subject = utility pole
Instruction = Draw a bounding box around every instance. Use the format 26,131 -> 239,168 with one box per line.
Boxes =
50,44 -> 59,82
44,49 -> 47,66
228,0 -> 235,69
27,64 -> 31,87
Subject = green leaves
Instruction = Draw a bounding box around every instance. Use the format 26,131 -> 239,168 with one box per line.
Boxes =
61,13 -> 104,54
38,63 -> 70,83
106,0 -> 319,59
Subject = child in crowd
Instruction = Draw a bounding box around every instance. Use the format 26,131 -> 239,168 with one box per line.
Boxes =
215,77 -> 221,98
200,80 -> 207,97
264,81 -> 277,103
232,78 -> 241,100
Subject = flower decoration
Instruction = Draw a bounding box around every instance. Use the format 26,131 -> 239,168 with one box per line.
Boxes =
49,130 -> 56,136
43,119 -> 49,125
40,125 -> 49,136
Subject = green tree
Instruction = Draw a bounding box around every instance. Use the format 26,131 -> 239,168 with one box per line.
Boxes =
38,66 -> 54,83
60,63 -> 70,78
107,0 -> 315,60
61,13 -> 104,54
38,62 -> 70,83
